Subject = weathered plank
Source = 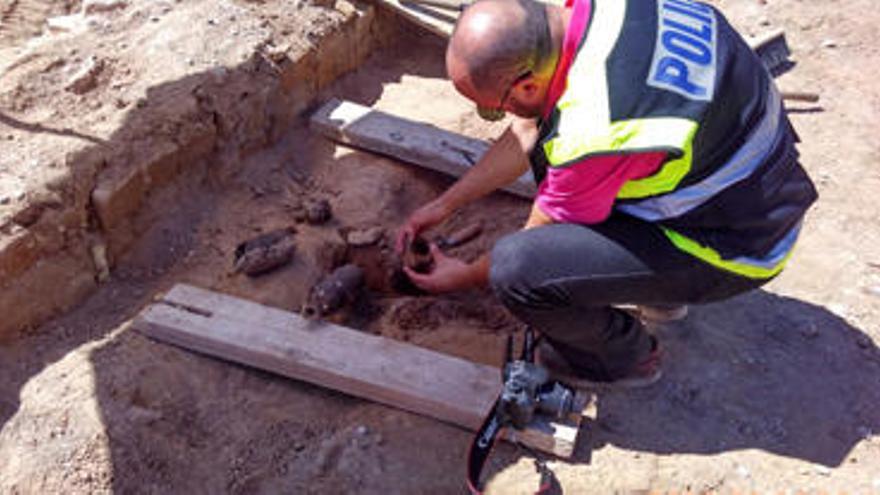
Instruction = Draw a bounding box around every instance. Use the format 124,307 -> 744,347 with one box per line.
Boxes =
133,283 -> 583,457
310,98 -> 536,199
372,0 -> 456,37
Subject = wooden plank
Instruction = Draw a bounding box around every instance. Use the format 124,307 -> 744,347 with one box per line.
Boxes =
133,284 -> 583,457
372,0 -> 456,38
370,0 -> 565,37
310,98 -> 536,199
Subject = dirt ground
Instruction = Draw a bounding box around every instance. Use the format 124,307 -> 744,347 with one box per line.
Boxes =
1,0 -> 880,493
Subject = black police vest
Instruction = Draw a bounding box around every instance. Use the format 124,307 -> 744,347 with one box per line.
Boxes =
532,0 -> 817,278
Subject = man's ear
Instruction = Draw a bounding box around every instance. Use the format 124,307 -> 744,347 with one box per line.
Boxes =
516,79 -> 541,101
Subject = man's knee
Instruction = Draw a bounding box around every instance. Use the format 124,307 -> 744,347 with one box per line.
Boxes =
489,230 -> 549,305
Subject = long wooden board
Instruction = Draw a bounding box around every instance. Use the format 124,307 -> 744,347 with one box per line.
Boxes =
310,98 -> 536,199
374,0 -> 456,37
133,284 -> 585,457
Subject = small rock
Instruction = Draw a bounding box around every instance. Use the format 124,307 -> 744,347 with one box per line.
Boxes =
856,335 -> 873,349
346,227 -> 384,247
12,204 -> 45,227
355,425 -> 369,436
315,238 -> 348,271
46,14 -> 88,33
91,242 -> 111,282
0,195 -> 10,205
815,465 -> 832,477
863,285 -> 880,299
758,17 -> 771,27
65,56 -> 104,94
821,39 -> 838,49
128,405 -> 162,423
735,464 -> 751,479
304,198 -> 332,225
82,0 -> 128,15
150,16 -> 160,22
207,18 -> 217,25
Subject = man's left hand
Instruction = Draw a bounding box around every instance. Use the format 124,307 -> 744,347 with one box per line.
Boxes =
403,244 -> 482,294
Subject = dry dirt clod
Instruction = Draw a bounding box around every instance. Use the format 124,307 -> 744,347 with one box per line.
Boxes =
304,198 -> 332,225
11,203 -> 45,227
65,56 -> 105,94
82,0 -> 129,15
233,227 -> 297,276
90,242 -> 111,282
346,226 -> 384,247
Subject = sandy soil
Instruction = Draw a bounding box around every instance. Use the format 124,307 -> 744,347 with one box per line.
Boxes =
1,0 -> 880,493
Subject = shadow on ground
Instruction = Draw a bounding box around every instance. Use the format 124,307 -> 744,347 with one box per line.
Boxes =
579,290 -> 880,467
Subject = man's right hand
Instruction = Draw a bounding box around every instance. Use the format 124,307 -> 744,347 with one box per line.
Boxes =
396,199 -> 451,253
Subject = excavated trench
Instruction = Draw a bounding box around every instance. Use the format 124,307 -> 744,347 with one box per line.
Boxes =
0,4 -> 533,492
0,0 -> 455,339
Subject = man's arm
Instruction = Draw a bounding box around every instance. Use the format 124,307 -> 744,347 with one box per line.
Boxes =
524,200 -> 555,229
434,118 -> 538,212
397,118 -> 539,252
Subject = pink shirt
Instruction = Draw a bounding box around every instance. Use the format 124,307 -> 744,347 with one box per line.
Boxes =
535,0 -> 666,224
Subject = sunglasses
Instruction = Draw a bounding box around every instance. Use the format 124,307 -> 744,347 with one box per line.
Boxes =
476,71 -> 532,122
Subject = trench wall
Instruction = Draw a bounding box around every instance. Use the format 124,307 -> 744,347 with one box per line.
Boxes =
0,1 -> 403,339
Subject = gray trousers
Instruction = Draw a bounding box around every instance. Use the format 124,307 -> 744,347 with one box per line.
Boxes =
489,214 -> 767,380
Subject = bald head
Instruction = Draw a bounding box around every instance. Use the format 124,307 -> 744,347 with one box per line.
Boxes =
447,0 -> 553,95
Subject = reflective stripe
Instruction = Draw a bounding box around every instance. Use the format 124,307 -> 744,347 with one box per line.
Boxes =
662,220 -> 801,279
544,0 -> 628,159
613,119 -> 698,198
618,87 -> 782,220
545,116 -> 696,160
542,0 -> 699,200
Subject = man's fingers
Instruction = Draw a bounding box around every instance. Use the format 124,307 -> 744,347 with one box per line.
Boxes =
428,242 -> 450,261
397,225 -> 419,255
395,229 -> 411,254
402,266 -> 433,291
